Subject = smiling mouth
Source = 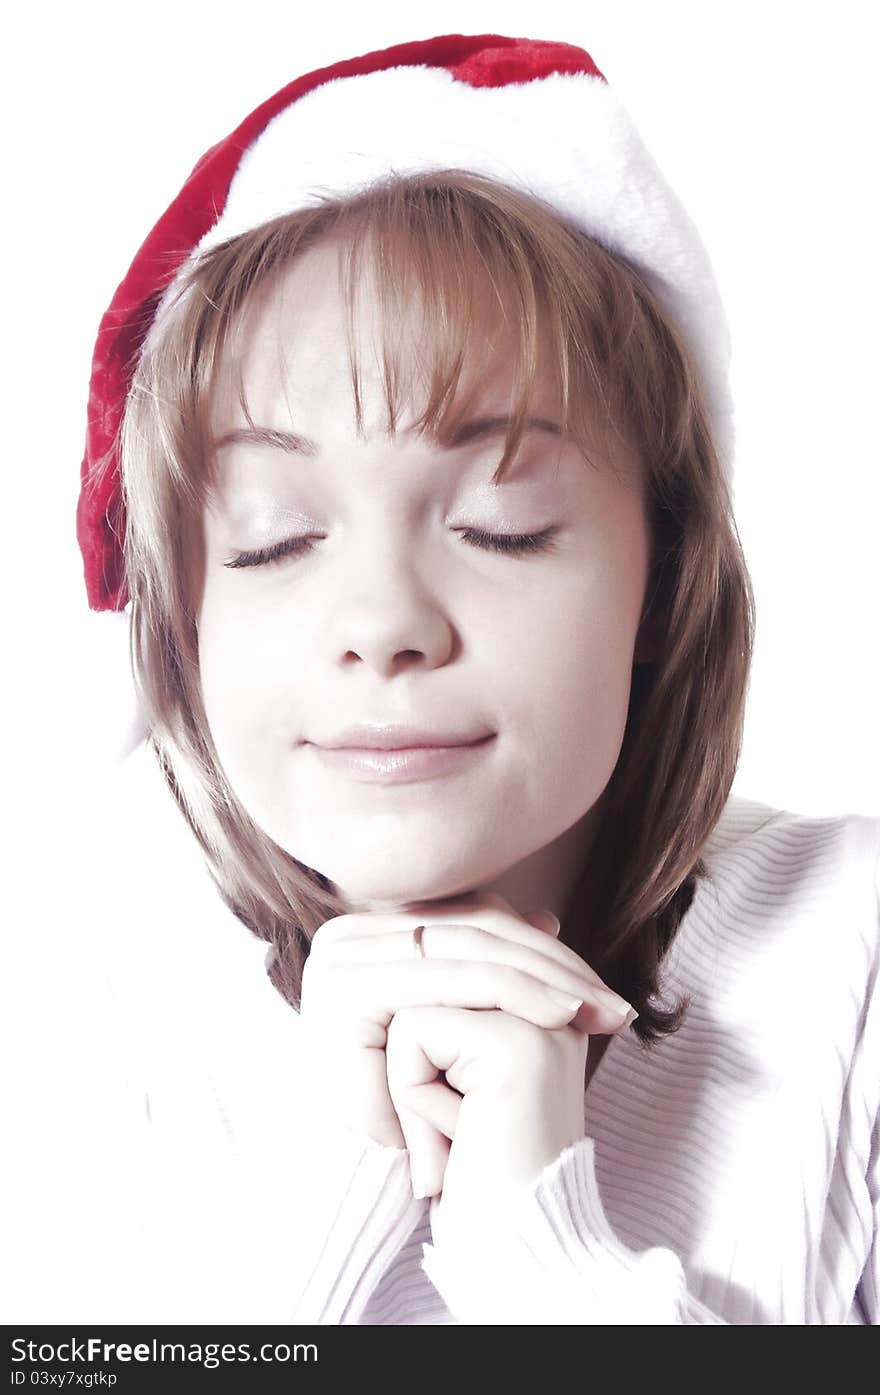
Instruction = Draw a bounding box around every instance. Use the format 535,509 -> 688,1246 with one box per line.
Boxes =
305,734 -> 496,782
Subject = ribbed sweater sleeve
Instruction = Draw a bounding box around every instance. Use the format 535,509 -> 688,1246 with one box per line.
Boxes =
419,1136 -> 726,1324
286,1126 -> 426,1324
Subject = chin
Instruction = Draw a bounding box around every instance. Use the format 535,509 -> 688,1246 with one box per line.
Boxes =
277,813 -> 512,909
328,864 -> 492,915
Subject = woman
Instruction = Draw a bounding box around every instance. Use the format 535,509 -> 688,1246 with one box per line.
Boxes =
74,33 -> 879,1324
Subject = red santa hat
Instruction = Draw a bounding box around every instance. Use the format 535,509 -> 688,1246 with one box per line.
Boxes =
77,31 -> 733,614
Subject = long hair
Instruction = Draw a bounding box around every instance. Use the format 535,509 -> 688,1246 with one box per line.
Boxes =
107,169 -> 755,1044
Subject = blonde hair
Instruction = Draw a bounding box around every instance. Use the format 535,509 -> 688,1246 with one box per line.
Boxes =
111,169 -> 755,1045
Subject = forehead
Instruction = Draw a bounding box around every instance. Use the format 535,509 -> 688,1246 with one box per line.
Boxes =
201,234 -> 644,498
208,236 -> 564,435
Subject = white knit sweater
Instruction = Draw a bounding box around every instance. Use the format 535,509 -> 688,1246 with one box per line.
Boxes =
15,742 -> 878,1325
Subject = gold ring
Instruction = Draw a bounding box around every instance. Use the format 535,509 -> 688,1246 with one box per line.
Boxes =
412,924 -> 427,959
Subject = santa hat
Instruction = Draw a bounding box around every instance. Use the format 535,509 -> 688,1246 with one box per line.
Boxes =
77,31 -> 733,616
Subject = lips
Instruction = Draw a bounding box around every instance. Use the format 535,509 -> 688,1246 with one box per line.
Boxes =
306,735 -> 495,782
308,723 -> 494,751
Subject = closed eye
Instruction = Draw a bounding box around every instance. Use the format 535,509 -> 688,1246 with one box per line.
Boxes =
223,527 -> 559,569
223,535 -> 322,569
462,527 -> 559,556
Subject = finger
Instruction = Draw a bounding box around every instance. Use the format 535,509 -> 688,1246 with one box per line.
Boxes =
522,909 -> 600,1034
312,921 -> 630,1028
319,957 -> 592,1032
386,1016 -> 462,1198
402,1079 -> 462,1142
523,911 -> 601,1037
521,910 -> 637,1034
387,1004 -> 531,1100
315,896 -> 590,993
412,903 -> 622,1005
395,1100 -> 452,1201
522,909 -> 561,937
411,907 -> 632,1030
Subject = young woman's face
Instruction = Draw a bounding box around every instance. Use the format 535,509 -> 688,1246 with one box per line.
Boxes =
197,239 -> 653,911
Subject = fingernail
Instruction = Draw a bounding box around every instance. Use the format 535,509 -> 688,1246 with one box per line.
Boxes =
548,989 -> 583,1013
599,990 -> 637,1024
527,909 -> 560,933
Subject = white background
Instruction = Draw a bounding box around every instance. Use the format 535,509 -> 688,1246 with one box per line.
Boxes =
1,0 -> 878,1322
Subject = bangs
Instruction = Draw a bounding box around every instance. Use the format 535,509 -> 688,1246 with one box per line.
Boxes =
120,167 -> 707,631
145,171 -> 647,521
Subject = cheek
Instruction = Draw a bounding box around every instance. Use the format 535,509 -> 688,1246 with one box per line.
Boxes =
505,544 -> 646,692
196,586 -> 306,775
496,551 -> 647,792
518,604 -> 637,753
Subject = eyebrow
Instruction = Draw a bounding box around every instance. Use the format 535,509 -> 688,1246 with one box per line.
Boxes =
212,415 -> 563,457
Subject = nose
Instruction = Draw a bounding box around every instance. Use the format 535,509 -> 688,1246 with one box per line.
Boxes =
325,536 -> 456,675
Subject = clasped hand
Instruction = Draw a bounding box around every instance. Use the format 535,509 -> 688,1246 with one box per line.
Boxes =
299,891 -> 634,1249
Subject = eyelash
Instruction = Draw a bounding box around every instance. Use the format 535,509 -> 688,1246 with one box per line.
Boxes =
223,527 -> 559,569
